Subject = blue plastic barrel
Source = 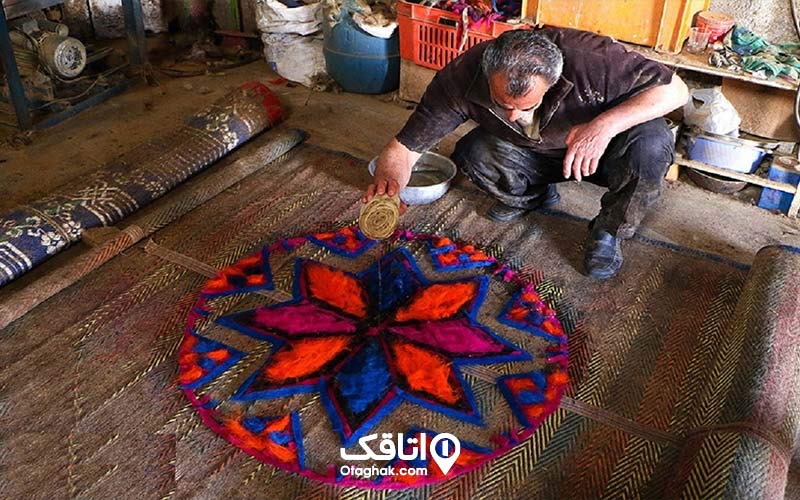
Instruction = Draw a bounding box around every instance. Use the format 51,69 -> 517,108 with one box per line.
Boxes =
323,11 -> 400,94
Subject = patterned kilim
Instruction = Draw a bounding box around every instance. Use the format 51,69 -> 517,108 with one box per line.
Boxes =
0,82 -> 283,286
1,141 -> 799,499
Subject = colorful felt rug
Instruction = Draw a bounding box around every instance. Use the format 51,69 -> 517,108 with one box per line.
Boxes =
0,82 -> 283,287
179,227 -> 568,487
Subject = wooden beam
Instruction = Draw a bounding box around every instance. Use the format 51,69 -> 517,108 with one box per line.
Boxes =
675,156 -> 797,194
665,163 -> 680,181
625,43 -> 798,92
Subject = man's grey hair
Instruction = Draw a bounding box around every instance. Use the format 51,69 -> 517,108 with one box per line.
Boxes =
481,30 -> 564,98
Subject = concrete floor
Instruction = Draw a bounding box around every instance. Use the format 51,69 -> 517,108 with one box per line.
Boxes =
1,59 -> 799,267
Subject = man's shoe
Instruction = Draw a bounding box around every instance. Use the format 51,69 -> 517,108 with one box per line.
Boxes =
539,185 -> 561,209
487,186 -> 561,222
487,203 -> 529,222
584,229 -> 623,280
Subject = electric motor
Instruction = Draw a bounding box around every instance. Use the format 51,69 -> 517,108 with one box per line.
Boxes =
37,34 -> 86,79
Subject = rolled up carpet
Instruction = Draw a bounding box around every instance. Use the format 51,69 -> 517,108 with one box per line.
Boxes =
0,82 -> 284,287
664,245 -> 800,500
358,193 -> 400,240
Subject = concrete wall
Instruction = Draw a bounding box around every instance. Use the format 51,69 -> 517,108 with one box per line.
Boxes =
61,0 -> 241,37
89,0 -> 167,37
711,0 -> 798,43
62,0 -> 798,42
63,0 -> 173,38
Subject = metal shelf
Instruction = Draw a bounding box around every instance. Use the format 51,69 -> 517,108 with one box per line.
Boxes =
674,153 -> 800,217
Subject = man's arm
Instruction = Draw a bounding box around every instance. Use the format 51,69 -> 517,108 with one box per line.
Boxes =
563,73 -> 689,182
364,56 -> 472,203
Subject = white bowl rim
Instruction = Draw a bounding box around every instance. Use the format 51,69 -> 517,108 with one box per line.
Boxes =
368,152 -> 457,188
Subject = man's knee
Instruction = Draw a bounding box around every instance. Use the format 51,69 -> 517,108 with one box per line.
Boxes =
452,128 -> 504,172
621,119 -> 675,180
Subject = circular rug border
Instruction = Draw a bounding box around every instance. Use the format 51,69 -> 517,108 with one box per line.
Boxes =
179,227 -> 569,489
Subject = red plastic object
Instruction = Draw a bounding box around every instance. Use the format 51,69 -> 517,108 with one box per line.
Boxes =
696,11 -> 734,43
398,0 -> 529,70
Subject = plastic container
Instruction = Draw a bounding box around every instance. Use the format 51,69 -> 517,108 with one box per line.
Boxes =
522,0 -> 710,54
666,118 -> 681,145
323,11 -> 400,94
696,11 -> 734,43
398,0 -> 528,71
757,156 -> 800,214
684,26 -> 710,53
684,127 -> 776,174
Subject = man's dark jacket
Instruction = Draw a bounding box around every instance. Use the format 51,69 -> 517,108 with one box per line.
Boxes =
396,26 -> 675,157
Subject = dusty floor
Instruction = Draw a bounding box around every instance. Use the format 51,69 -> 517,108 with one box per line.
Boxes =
1,58 -> 799,266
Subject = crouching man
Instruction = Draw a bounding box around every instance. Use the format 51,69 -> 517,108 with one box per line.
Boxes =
364,28 -> 688,279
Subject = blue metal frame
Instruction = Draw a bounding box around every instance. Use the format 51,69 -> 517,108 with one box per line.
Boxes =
0,1 -> 31,129
121,0 -> 146,66
0,0 -> 147,130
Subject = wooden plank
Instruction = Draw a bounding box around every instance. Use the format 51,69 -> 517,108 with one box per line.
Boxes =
789,190 -> 800,218
722,79 -> 799,142
625,43 -> 798,91
675,155 -> 798,193
665,163 -> 680,181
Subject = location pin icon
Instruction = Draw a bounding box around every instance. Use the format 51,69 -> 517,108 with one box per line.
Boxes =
429,433 -> 461,475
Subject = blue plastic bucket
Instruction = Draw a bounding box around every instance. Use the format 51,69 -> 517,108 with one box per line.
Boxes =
323,11 -> 400,94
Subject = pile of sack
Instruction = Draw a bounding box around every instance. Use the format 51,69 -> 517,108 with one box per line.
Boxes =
257,0 -> 327,86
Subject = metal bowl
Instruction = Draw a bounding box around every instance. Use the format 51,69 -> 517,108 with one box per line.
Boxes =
368,152 -> 457,205
687,168 -> 747,194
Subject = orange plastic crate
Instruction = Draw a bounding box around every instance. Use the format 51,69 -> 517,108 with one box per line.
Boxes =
398,0 -> 529,71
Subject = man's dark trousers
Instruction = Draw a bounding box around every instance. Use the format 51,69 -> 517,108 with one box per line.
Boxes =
451,118 -> 675,239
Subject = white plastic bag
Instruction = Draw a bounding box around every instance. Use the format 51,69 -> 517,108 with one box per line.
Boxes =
683,88 -> 741,136
256,0 -> 323,36
352,12 -> 398,39
262,33 -> 326,86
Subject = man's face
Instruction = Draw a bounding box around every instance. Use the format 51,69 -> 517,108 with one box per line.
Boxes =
488,73 -> 550,123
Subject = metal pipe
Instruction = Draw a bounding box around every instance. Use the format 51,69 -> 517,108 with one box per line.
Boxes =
0,2 -> 32,129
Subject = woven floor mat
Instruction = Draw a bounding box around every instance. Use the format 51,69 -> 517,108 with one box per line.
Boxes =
2,142 -> 799,500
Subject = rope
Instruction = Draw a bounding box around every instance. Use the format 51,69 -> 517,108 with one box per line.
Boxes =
358,194 -> 400,240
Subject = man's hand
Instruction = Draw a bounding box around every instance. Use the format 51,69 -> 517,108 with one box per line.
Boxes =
562,120 -> 614,182
362,138 -> 418,215
363,177 -> 407,214
561,74 -> 688,182
363,177 -> 400,202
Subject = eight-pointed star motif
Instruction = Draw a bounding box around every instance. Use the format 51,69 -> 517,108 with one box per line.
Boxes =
217,248 -> 530,446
